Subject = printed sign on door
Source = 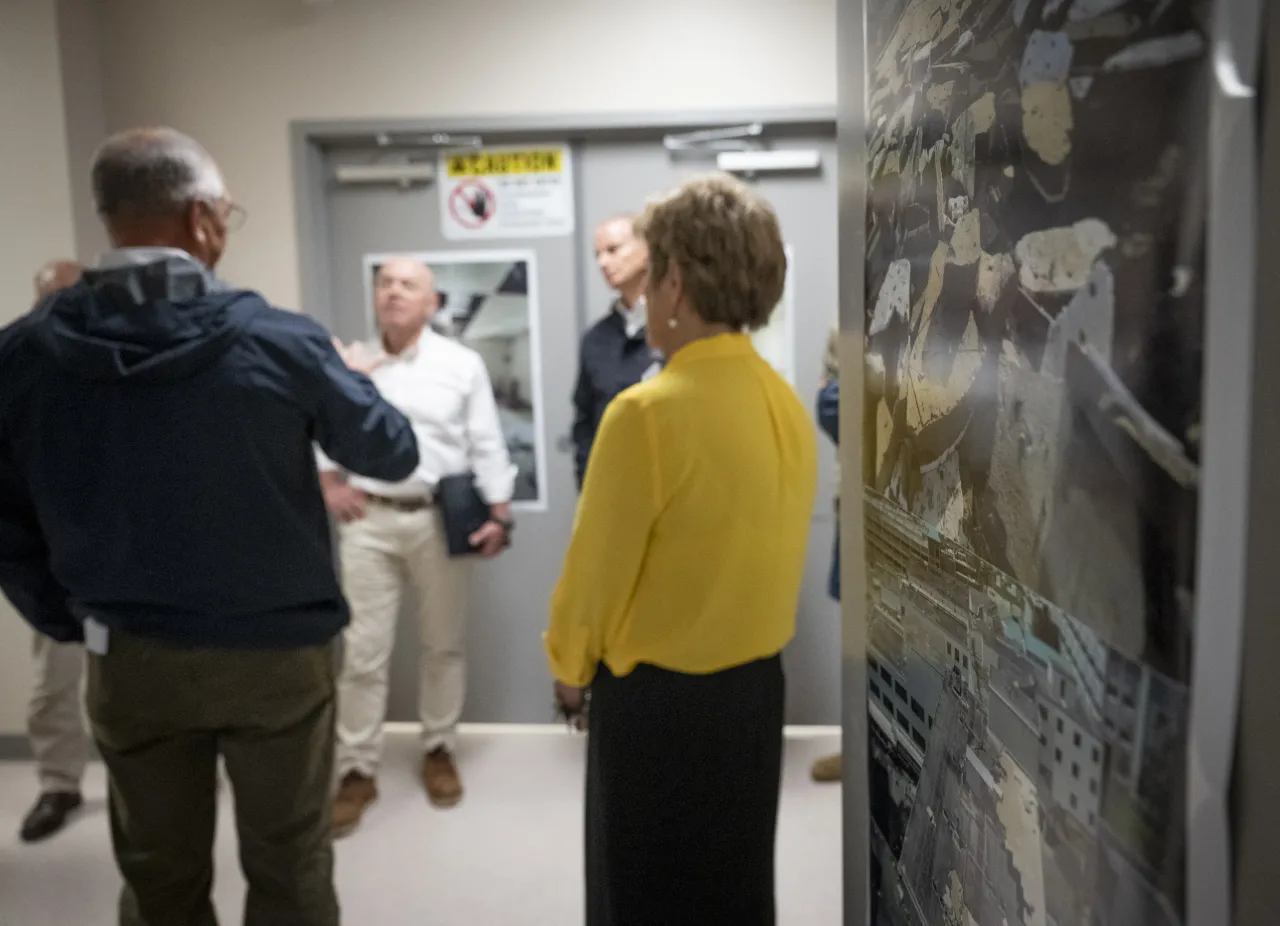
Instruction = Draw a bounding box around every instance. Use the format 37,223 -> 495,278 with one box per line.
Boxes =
439,145 -> 575,241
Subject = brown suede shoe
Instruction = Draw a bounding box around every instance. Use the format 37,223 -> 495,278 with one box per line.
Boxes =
333,771 -> 377,838
422,748 -> 463,808
811,753 -> 843,783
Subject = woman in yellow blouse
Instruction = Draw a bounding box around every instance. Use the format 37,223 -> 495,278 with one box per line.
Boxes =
545,174 -> 818,926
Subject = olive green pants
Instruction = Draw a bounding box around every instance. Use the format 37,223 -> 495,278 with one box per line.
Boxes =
85,631 -> 340,926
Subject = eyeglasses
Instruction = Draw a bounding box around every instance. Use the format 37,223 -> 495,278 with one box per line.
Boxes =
223,201 -> 248,233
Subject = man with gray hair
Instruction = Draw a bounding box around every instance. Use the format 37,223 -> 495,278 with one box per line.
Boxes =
0,127 -> 419,925
571,214 -> 660,489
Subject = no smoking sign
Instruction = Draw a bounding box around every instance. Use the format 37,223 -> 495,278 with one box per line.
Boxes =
448,178 -> 497,230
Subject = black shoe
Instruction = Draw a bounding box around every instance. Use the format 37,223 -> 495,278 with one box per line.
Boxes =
19,792 -> 83,843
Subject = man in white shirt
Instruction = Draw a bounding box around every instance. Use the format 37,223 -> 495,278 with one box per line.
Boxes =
322,256 -> 516,835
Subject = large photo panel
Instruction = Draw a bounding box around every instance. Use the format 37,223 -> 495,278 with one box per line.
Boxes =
862,1 -> 1207,924
363,250 -> 548,511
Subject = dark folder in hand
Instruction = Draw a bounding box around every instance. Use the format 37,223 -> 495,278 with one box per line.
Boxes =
436,473 -> 491,557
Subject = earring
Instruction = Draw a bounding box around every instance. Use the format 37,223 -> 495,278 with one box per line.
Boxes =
667,318 -> 678,329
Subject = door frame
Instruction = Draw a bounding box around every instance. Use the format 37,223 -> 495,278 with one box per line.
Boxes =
291,106 -> 836,331
835,1 -> 870,922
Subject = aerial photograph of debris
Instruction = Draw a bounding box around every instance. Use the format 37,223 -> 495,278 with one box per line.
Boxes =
861,0 -> 1207,923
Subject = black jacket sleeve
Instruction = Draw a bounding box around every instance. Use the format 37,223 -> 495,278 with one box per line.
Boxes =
288,319 -> 420,482
0,432 -> 81,642
817,380 -> 839,446
570,350 -> 595,491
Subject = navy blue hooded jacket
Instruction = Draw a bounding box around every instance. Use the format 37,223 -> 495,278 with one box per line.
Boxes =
0,256 -> 418,648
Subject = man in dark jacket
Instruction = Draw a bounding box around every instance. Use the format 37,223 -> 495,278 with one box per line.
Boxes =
571,214 -> 661,489
0,127 -> 418,926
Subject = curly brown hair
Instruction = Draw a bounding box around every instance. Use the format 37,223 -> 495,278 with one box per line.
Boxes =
634,173 -> 787,332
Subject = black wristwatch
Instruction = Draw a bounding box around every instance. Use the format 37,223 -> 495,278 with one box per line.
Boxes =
495,517 -> 515,545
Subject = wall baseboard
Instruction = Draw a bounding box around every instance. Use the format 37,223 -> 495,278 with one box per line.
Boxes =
0,724 -> 840,762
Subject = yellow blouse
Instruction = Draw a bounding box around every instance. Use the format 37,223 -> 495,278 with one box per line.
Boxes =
545,333 -> 818,686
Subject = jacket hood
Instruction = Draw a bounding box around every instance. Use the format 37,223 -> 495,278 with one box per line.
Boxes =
31,257 -> 259,384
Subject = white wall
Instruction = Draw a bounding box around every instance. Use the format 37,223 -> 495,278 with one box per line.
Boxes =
0,0 -> 78,736
56,0 -> 110,261
96,0 -> 836,308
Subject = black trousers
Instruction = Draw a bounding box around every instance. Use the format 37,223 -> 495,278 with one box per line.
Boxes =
586,655 -> 785,926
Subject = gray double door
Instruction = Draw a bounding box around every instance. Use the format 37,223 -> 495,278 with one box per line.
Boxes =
322,129 -> 839,725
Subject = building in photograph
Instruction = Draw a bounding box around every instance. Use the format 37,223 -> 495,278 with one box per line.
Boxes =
987,635 -> 1104,833
896,681 -> 1026,926
867,608 -> 943,766
1056,605 -> 1110,725
1101,650 -> 1190,908
866,484 -> 1194,925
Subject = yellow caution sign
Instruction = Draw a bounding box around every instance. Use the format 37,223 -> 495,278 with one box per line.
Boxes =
438,143 -> 575,240
446,149 -> 563,178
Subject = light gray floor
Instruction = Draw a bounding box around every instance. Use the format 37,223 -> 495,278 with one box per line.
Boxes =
0,730 -> 842,925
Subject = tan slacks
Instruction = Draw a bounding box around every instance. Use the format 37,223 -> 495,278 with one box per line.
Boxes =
29,633 -> 89,794
336,503 -> 470,778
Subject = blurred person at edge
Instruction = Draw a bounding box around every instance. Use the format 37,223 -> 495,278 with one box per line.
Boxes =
0,127 -> 418,926
14,260 -> 92,846
810,329 -> 887,785
811,328 -> 843,784
321,256 -> 517,837
570,214 -> 662,490
545,174 -> 818,926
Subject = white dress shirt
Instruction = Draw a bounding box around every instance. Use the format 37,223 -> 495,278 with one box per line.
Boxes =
615,297 -> 662,381
616,296 -> 647,339
317,328 -> 517,504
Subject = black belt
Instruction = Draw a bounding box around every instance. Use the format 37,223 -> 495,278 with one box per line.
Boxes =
366,493 -> 433,513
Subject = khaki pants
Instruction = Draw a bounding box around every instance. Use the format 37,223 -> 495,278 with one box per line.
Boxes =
29,633 -> 89,794
336,503 -> 469,778
86,631 -> 340,926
